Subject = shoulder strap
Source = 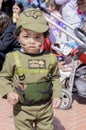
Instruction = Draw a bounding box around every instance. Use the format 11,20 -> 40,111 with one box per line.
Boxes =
13,51 -> 25,81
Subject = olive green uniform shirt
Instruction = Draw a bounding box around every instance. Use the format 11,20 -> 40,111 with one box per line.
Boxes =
0,50 -> 62,99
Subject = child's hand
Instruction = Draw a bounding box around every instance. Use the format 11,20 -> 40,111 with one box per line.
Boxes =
7,91 -> 19,106
52,98 -> 62,109
13,13 -> 19,23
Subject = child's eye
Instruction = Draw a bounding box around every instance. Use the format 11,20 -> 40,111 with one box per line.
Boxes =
35,35 -> 44,39
35,36 -> 41,39
21,43 -> 26,46
23,35 -> 29,38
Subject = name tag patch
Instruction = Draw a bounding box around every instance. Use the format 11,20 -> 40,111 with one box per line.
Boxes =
28,60 -> 46,69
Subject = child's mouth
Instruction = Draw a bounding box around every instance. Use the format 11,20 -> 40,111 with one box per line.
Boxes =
29,46 -> 35,49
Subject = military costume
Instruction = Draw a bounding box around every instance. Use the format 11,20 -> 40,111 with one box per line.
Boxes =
0,7 -> 62,130
0,50 -> 62,130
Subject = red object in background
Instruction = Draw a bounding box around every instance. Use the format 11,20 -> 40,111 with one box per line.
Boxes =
70,47 -> 86,64
70,48 -> 79,57
79,53 -> 86,64
77,7 -> 83,15
29,0 -> 34,2
41,37 -> 51,51
41,37 -> 64,59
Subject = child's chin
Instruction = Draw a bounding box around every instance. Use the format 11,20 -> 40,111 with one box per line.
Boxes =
27,51 -> 38,54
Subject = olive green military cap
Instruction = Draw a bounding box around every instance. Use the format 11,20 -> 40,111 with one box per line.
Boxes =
17,7 -> 49,33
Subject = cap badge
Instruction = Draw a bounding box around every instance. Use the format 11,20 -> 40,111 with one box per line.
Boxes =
24,10 -> 42,19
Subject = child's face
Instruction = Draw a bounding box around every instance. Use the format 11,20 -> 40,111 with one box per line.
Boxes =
12,4 -> 21,15
47,4 -> 55,12
18,28 -> 45,54
47,5 -> 53,12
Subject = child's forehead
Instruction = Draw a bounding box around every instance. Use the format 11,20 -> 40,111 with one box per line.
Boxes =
21,28 -> 43,35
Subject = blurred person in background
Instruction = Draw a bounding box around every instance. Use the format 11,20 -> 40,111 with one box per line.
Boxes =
15,0 -> 47,9
77,0 -> 86,31
0,3 -> 24,71
15,0 -> 30,9
46,0 -> 66,44
70,0 -> 86,64
55,0 -> 81,41
1,0 -> 15,17
46,0 -> 66,61
30,0 -> 46,8
12,1 -> 24,23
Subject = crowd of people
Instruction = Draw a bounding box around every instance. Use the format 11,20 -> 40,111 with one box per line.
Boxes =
0,0 -> 86,130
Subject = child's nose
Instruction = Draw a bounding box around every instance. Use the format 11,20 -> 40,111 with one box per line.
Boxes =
29,38 -> 35,44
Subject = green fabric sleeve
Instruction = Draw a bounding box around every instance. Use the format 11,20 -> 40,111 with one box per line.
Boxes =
52,78 -> 62,98
0,53 -> 14,97
51,59 -> 62,99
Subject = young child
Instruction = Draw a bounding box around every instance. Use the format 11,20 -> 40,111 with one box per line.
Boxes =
0,7 -> 62,130
46,0 -> 66,61
46,0 -> 66,44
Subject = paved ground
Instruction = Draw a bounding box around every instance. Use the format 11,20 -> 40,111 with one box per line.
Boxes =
54,93 -> 86,130
0,92 -> 86,130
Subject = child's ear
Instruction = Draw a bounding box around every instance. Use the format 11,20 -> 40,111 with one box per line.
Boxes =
17,36 -> 21,43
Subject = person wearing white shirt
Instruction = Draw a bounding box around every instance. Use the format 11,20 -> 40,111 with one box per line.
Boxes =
55,0 -> 81,40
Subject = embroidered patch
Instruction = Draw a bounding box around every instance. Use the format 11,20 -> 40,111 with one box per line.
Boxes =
24,10 -> 42,19
28,60 -> 46,69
